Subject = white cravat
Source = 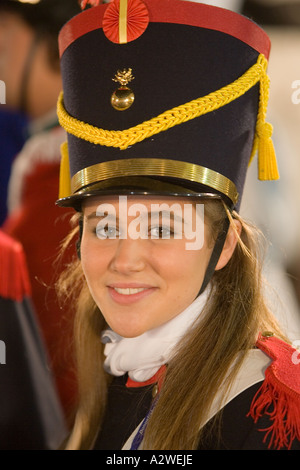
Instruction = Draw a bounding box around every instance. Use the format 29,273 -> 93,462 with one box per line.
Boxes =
101,288 -> 210,382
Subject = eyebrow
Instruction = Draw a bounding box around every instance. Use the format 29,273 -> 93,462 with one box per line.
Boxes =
85,212 -> 115,221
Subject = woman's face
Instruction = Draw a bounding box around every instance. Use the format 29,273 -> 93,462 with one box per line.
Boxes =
81,195 -> 218,338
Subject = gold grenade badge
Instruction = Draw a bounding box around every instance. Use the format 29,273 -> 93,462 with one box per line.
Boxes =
111,68 -> 135,111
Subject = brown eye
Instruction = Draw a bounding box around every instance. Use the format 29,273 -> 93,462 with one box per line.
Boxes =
96,223 -> 120,239
149,226 -> 174,239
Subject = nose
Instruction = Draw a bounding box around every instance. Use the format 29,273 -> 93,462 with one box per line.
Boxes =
109,238 -> 147,275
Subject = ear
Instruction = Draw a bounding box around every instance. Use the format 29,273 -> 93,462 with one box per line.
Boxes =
215,219 -> 242,271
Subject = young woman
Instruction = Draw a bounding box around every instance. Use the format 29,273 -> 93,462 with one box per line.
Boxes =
55,0 -> 300,450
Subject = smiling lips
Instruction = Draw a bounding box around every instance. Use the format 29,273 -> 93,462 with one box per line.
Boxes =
113,287 -> 149,295
108,284 -> 156,304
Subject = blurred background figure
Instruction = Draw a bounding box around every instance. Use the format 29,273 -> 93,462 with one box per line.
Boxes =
0,108 -> 28,225
188,0 -> 243,10
0,0 -> 81,424
240,0 -> 300,340
0,229 -> 66,449
243,0 -> 300,26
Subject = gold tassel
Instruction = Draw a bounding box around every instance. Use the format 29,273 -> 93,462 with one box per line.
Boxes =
252,55 -> 280,181
257,122 -> 279,181
59,141 -> 71,199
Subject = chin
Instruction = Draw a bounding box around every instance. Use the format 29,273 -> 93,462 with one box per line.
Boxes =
110,321 -> 148,339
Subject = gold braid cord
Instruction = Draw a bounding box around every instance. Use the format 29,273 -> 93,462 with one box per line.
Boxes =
57,54 -> 268,151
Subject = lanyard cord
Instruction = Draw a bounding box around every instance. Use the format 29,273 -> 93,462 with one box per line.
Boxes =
130,396 -> 158,450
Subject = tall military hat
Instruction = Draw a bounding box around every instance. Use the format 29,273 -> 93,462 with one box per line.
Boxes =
56,0 -> 279,211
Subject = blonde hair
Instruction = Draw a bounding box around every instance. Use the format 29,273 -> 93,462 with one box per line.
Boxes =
57,199 -> 284,450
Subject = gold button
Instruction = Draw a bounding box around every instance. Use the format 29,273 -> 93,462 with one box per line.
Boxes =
111,87 -> 135,111
152,384 -> 158,398
262,331 -> 274,338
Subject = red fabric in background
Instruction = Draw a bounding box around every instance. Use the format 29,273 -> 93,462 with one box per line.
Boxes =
3,161 -> 78,424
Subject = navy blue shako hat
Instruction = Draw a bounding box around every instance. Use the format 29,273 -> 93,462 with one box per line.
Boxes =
56,0 -> 279,211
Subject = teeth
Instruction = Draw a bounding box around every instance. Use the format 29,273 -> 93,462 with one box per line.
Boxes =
113,287 -> 147,295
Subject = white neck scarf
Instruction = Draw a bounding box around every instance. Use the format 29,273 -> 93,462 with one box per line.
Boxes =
101,288 -> 210,382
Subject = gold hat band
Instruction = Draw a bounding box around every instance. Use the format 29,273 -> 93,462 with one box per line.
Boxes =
71,157 -> 239,205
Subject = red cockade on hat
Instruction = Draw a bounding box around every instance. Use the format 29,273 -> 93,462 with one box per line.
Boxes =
103,0 -> 149,44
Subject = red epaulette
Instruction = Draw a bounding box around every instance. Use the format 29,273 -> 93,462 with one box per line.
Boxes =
0,230 -> 31,301
248,332 -> 300,450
